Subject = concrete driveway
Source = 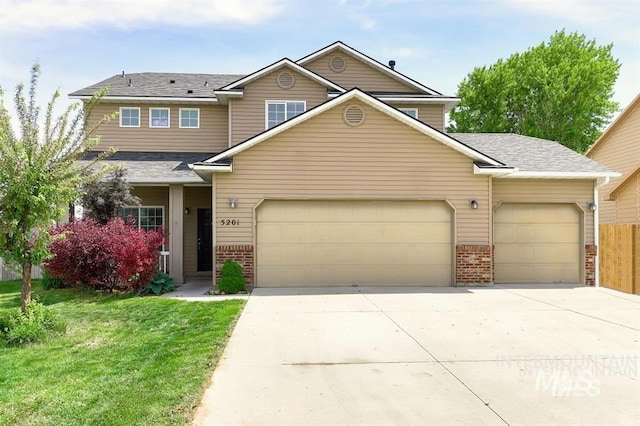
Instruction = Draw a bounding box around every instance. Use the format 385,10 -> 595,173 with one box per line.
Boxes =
193,285 -> 639,425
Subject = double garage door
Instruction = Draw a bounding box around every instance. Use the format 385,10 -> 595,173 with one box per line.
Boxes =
494,204 -> 581,284
256,200 -> 452,287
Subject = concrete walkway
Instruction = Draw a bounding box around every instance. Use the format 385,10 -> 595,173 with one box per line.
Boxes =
162,278 -> 249,302
193,285 -> 639,425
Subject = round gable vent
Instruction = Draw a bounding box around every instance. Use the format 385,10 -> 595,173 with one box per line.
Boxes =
330,55 -> 346,73
343,105 -> 365,126
277,71 -> 295,89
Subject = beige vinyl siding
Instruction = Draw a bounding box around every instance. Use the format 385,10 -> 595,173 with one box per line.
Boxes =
492,179 -> 595,244
304,53 -> 416,92
230,68 -> 328,145
389,103 -> 445,131
588,100 -> 640,221
89,103 -> 228,153
615,176 -> 640,223
216,101 -> 490,246
183,187 -> 212,276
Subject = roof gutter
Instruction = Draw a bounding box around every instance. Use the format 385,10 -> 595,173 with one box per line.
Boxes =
189,163 -> 233,182
473,164 -> 517,176
496,171 -> 621,179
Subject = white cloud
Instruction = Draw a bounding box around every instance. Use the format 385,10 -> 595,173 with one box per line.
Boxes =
499,0 -> 639,27
0,0 -> 285,33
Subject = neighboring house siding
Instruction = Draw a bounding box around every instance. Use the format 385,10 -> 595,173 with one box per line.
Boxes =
216,101 -> 490,246
492,179 -> 595,244
388,103 -> 445,131
615,176 -> 640,223
230,68 -> 328,146
588,99 -> 640,222
89,103 -> 229,153
304,53 -> 417,92
183,186 -> 212,275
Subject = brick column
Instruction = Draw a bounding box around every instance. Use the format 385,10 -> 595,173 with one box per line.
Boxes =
216,245 -> 255,287
456,245 -> 493,286
585,245 -> 597,286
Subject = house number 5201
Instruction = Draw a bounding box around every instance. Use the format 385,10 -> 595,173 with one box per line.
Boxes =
220,219 -> 240,226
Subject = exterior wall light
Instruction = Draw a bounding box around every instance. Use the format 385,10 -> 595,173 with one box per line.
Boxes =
184,207 -> 190,215
587,202 -> 597,211
470,199 -> 478,209
229,198 -> 238,209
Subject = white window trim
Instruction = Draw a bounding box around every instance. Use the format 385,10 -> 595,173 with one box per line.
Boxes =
119,107 -> 141,127
399,108 -> 419,119
119,206 -> 165,229
179,108 -> 200,129
149,107 -> 170,128
265,100 -> 307,130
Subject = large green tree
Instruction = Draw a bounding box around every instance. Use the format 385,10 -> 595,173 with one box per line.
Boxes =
447,30 -> 620,153
0,65 -> 114,311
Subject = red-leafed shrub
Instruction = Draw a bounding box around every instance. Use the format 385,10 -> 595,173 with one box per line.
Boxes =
45,218 -> 164,293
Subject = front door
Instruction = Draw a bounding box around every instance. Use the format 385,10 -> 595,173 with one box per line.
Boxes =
197,208 -> 213,272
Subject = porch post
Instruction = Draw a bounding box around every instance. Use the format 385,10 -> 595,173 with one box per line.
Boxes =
211,174 -> 217,288
169,184 -> 184,284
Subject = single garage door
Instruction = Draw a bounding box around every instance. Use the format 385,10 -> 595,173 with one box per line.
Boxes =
494,203 -> 580,283
256,200 -> 452,287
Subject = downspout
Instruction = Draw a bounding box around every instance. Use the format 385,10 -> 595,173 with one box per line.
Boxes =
593,176 -> 610,288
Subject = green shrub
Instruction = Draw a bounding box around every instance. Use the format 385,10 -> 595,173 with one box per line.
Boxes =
217,260 -> 246,294
141,271 -> 176,295
0,302 -> 66,346
42,268 -> 66,289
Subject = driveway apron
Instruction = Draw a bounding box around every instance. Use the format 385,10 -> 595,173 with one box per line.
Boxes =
193,285 -> 640,425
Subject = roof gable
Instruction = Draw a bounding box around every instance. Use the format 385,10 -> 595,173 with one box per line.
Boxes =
199,88 -> 501,166
297,41 -> 441,96
609,165 -> 640,200
218,58 -> 345,93
586,93 -> 640,156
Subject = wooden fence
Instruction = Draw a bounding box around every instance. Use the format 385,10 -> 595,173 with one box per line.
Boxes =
0,258 -> 43,281
599,224 -> 639,294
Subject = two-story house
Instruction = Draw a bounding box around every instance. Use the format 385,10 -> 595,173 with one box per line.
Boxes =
70,41 -> 617,288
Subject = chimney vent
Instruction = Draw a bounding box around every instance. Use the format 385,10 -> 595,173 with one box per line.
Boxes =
388,60 -> 396,70
204,81 -> 208,86
187,89 -> 193,94
128,78 -> 132,87
169,79 -> 176,84
121,71 -> 125,77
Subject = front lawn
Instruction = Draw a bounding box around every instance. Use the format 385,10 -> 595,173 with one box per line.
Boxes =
0,280 -> 245,425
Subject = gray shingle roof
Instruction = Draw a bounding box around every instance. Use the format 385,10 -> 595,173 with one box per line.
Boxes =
83,152 -> 214,183
450,133 -> 616,174
69,73 -> 244,98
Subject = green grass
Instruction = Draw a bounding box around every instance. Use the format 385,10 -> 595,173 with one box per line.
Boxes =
0,280 -> 245,425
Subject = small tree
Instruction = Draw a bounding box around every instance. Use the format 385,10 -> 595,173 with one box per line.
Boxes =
82,168 -> 140,224
0,65 -> 114,311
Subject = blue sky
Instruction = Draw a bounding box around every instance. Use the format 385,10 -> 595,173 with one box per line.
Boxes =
1,0 -> 639,124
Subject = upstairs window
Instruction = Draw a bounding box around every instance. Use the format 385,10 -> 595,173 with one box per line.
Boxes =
266,101 -> 306,129
120,107 -> 140,127
399,108 -> 418,119
180,108 -> 200,128
149,108 -> 170,128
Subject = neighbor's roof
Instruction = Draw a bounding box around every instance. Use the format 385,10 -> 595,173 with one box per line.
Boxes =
69,73 -> 244,99
452,133 -> 618,177
83,151 -> 215,183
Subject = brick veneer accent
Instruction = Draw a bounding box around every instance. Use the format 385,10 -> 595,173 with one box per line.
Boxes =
216,245 -> 254,287
585,244 -> 597,286
456,245 -> 493,286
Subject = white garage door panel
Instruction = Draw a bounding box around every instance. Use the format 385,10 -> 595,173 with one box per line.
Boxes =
257,200 -> 452,287
494,204 -> 580,284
